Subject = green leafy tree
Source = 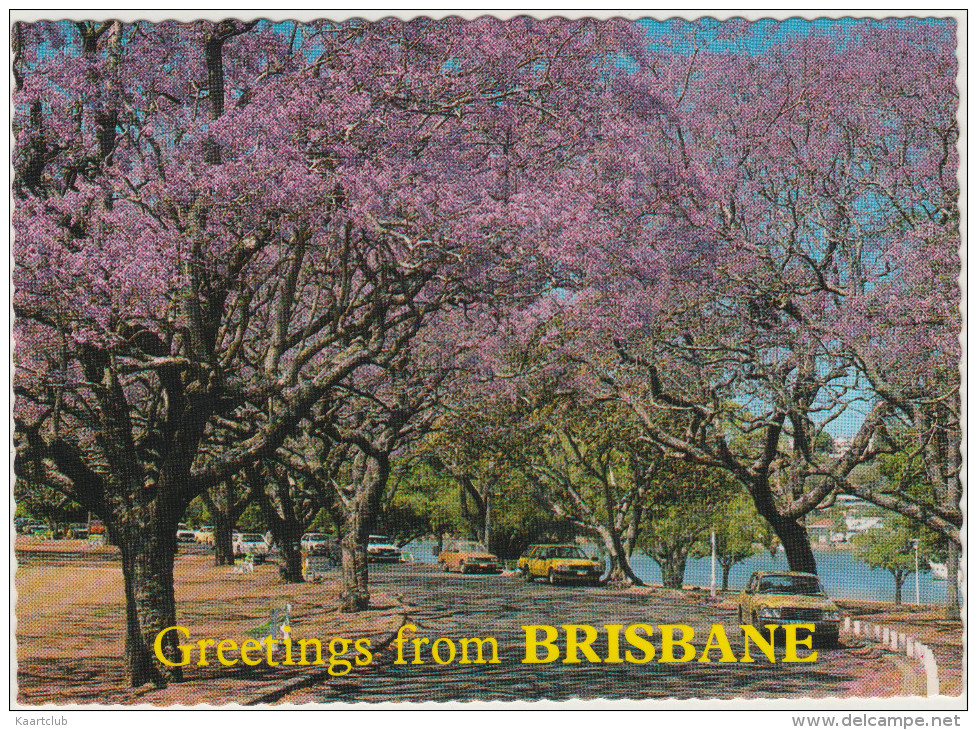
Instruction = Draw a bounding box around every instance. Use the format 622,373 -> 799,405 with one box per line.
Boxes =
640,463 -> 739,589
705,493 -> 765,591
851,515 -> 938,604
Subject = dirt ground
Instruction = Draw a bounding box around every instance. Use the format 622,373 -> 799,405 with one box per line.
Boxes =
14,537 -> 407,706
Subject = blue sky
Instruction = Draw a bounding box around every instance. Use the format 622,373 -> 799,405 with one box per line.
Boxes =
636,16 -> 955,54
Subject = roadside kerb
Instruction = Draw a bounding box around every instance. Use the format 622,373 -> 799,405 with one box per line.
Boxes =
841,616 -> 939,696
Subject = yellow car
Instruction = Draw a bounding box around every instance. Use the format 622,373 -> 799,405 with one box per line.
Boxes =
516,545 -> 543,574
519,544 -> 603,585
737,570 -> 842,646
437,540 -> 502,574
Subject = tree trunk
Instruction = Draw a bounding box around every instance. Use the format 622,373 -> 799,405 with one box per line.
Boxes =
339,509 -> 370,612
596,525 -> 644,585
749,476 -> 818,574
771,517 -> 817,574
115,513 -> 183,687
337,454 -> 389,612
484,490 -> 492,554
721,561 -> 733,592
657,552 -> 688,589
278,537 -> 304,582
213,516 -> 235,566
249,466 -> 307,583
893,572 -> 904,605
202,483 -> 250,568
945,540 -> 960,619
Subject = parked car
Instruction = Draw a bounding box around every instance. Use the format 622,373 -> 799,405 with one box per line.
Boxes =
176,529 -> 197,544
88,519 -> 105,535
366,535 -> 403,563
737,570 -> 841,646
438,540 -> 501,574
519,544 -> 603,585
233,533 -> 270,562
24,520 -> 49,535
70,523 -> 90,539
516,545 -> 544,574
301,533 -> 340,570
301,532 -> 333,552
194,526 -> 214,544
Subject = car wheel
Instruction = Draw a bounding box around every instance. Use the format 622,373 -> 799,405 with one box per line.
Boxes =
737,608 -> 743,623
524,571 -> 535,583
460,561 -> 469,574
441,561 -> 449,572
548,570 -> 558,585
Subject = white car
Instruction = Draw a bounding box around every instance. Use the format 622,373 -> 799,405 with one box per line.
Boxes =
367,534 -> 402,563
176,529 -> 196,544
301,532 -> 332,551
194,525 -> 214,544
233,532 -> 270,562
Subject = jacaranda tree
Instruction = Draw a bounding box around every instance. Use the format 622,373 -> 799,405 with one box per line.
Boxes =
12,17 -> 652,686
520,20 -> 959,577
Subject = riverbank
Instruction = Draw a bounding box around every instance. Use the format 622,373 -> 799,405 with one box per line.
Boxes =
15,538 -> 408,706
401,538 -> 955,605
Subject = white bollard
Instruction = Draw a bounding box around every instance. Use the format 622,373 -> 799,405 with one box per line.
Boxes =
844,617 -> 851,633
853,620 -> 861,636
874,625 -> 881,640
924,654 -> 940,696
906,639 -> 915,658
889,630 -> 898,651
882,626 -> 889,644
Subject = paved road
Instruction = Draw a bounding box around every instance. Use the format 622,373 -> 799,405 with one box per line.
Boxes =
291,563 -> 894,703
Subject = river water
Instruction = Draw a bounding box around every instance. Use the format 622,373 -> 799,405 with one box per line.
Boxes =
402,538 -> 954,605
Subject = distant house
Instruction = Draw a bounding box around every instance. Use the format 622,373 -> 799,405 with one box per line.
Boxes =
844,516 -> 884,535
808,518 -> 835,544
835,494 -> 871,508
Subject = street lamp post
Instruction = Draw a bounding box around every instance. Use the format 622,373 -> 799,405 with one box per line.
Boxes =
710,530 -> 717,598
912,538 -> 920,605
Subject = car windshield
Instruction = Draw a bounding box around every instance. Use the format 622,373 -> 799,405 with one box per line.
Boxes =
306,534 -> 328,540
240,534 -> 264,542
546,546 -> 586,559
368,535 -> 391,543
756,575 -> 825,596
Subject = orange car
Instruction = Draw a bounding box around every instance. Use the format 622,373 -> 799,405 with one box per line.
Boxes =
437,540 -> 502,574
